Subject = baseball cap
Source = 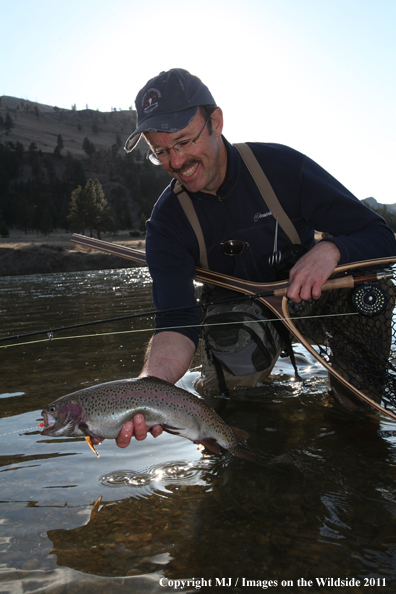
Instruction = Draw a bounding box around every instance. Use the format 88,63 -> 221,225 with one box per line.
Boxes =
124,68 -> 217,152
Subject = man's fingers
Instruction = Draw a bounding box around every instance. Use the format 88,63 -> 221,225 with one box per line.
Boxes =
132,414 -> 148,441
287,242 -> 341,303
311,281 -> 323,300
150,424 -> 163,438
116,420 -> 133,448
287,278 -> 323,303
115,416 -> 163,448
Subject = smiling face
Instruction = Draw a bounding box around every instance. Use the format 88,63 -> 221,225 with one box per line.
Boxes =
145,108 -> 227,195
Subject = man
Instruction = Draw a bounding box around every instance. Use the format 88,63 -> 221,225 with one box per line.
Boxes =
115,68 -> 396,447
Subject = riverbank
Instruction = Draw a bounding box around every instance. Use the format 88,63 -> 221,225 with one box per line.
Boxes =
0,230 -> 146,276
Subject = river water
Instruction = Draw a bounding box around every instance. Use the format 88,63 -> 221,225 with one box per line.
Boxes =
1,268 -> 396,594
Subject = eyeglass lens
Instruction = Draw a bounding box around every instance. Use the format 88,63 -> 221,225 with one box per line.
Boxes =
149,118 -> 210,165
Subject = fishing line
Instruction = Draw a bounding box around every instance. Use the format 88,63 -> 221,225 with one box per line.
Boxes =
0,426 -> 40,438
1,268 -> 389,345
0,288 -> 292,344
0,279 -> 370,345
0,311 -> 360,350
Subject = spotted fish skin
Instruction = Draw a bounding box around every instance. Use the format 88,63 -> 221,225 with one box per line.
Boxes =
41,376 -> 258,461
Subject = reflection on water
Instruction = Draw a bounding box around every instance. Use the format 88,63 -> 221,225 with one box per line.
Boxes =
99,458 -> 217,492
1,268 -> 396,593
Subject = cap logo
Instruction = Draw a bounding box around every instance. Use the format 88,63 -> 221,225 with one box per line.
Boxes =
142,88 -> 161,114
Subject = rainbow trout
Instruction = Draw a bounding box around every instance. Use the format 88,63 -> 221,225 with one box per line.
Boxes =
41,376 -> 258,461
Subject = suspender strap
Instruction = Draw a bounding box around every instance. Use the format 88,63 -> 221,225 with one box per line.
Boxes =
234,143 -> 301,245
174,143 -> 301,269
174,181 -> 209,269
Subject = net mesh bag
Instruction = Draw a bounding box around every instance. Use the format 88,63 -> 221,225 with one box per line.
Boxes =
287,265 -> 396,412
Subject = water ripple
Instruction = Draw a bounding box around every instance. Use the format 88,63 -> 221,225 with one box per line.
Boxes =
99,459 -> 216,492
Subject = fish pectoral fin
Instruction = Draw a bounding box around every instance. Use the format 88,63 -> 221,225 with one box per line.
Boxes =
84,436 -> 100,458
161,423 -> 183,436
78,422 -> 99,439
78,423 -> 100,458
195,437 -> 222,454
231,426 -> 250,443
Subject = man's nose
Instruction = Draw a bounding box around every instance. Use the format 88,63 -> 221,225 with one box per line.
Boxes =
168,149 -> 187,170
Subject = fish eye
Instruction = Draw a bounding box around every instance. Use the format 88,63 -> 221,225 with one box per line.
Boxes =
48,405 -> 56,413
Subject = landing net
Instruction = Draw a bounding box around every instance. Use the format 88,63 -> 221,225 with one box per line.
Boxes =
287,265 -> 396,413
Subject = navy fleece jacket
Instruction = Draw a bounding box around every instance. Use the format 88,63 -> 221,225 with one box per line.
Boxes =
145,138 -> 396,348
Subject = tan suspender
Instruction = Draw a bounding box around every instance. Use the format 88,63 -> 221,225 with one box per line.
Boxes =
233,144 -> 301,245
174,181 -> 209,270
175,143 -> 300,269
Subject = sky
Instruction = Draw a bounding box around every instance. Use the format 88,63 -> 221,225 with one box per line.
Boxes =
1,0 -> 395,204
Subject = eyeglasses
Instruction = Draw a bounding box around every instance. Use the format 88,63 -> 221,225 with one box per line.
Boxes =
148,118 -> 210,165
221,240 -> 250,256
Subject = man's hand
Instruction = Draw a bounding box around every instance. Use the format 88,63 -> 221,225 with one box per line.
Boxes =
116,415 -> 163,448
113,333 -> 195,449
89,415 -> 163,447
287,241 -> 341,303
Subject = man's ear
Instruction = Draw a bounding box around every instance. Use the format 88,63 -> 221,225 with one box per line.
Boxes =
210,107 -> 224,138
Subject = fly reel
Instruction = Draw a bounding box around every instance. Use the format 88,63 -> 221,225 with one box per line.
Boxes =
352,283 -> 388,316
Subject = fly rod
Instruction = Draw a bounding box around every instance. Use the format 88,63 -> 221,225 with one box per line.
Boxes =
1,236 -> 392,344
71,233 -> 393,298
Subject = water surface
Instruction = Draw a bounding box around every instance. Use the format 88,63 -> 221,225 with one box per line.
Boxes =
1,269 -> 396,593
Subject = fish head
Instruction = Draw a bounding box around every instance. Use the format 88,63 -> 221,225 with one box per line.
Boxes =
41,398 -> 85,436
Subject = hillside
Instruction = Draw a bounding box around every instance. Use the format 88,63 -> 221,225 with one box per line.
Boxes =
1,95 -> 396,239
0,96 -> 144,158
0,96 -> 170,236
1,96 -> 137,158
362,197 -> 396,214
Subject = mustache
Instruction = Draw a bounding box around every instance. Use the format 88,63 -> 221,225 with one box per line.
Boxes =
171,158 -> 200,174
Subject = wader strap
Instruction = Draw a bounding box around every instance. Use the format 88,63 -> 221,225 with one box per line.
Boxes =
212,356 -> 230,399
234,143 -> 301,245
174,181 -> 209,269
173,143 -> 301,269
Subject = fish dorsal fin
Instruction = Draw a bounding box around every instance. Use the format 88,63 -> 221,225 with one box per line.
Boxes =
231,426 -> 250,443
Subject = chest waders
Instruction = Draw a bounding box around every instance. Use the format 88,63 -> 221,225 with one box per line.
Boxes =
174,144 -> 302,397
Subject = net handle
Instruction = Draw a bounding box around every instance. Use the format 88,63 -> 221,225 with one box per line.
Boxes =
272,273 -> 388,297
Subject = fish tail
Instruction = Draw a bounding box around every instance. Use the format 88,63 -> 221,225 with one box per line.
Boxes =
228,442 -> 264,464
230,426 -> 250,443
229,426 -> 263,462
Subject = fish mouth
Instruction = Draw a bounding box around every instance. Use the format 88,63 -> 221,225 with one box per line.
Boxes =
40,411 -> 77,436
40,411 -> 55,435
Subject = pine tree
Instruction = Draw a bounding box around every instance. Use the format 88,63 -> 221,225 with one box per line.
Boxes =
139,212 -> 147,234
82,137 -> 95,157
68,185 -> 86,234
4,112 -> 14,135
84,178 -> 107,238
68,179 -> 113,239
